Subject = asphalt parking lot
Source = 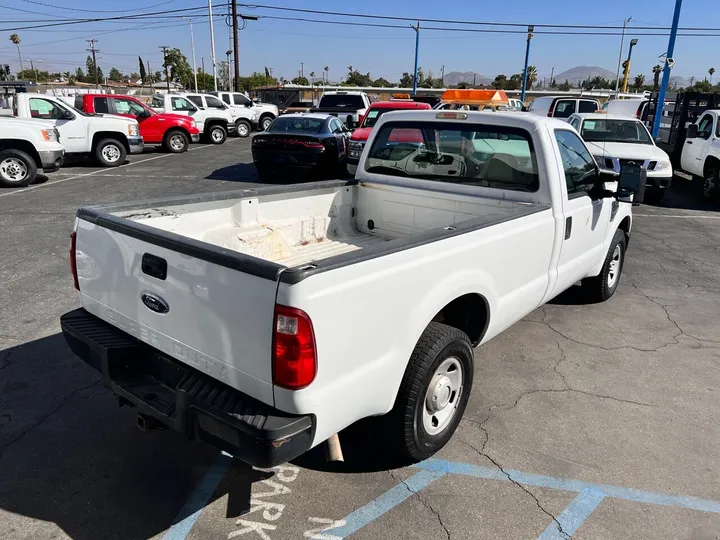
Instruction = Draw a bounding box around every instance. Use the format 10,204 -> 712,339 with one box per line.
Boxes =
1,138 -> 719,540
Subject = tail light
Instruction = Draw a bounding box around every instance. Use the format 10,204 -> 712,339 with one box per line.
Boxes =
70,231 -> 79,290
272,305 -> 317,389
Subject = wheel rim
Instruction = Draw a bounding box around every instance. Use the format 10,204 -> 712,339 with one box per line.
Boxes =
262,118 -> 272,130
0,157 -> 28,182
102,144 -> 121,163
422,357 -> 464,436
170,134 -> 185,150
238,123 -> 249,136
607,244 -> 622,289
704,174 -> 715,199
211,128 -> 224,142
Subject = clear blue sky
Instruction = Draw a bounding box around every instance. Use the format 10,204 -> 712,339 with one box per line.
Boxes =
0,0 -> 715,83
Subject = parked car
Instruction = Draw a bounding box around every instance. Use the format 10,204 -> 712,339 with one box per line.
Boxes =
61,110 -> 643,467
75,94 -> 200,153
528,96 -> 601,119
0,117 -> 64,187
601,98 -> 649,119
347,100 -> 431,175
210,91 -> 278,132
5,93 -> 142,167
569,113 -> 672,203
251,113 -> 352,179
150,93 -> 237,143
310,91 -> 371,127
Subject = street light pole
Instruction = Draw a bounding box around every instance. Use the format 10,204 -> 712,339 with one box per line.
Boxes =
614,17 -> 632,95
520,25 -> 534,104
208,0 -> 218,91
183,17 -> 198,92
652,0 -> 683,138
411,21 -> 420,95
622,39 -> 638,94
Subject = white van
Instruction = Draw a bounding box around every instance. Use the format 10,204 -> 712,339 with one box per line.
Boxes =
601,99 -> 649,120
528,96 -> 601,119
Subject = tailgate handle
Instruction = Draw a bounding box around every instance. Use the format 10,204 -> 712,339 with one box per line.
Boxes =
141,253 -> 167,280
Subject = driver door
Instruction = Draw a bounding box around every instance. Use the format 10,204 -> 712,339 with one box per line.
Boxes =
681,113 -> 714,176
552,129 -> 612,296
28,97 -> 86,154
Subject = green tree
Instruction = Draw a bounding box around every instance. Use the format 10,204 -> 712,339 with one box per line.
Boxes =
633,74 -> 645,90
74,67 -> 85,83
693,79 -> 712,92
709,67 -> 715,84
162,48 -> 193,88
652,65 -> 662,90
9,34 -> 22,73
399,72 -> 413,87
237,71 -> 277,91
18,69 -> 50,83
506,73 -> 523,90
558,79 -> 571,91
492,74 -> 507,89
371,77 -> 391,87
323,65 -> 329,84
521,65 -> 538,89
291,76 -> 309,85
86,55 -> 103,83
139,56 -> 147,85
344,65 -> 372,86
456,82 -> 470,89
108,67 -> 123,82
309,71 -> 316,84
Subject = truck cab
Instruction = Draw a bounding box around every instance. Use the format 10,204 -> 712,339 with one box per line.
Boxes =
680,110 -> 720,199
210,91 -> 277,132
150,93 -> 237,143
76,94 -> 200,153
7,93 -> 143,167
310,91 -> 371,127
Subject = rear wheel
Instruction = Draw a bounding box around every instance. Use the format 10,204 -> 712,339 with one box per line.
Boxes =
582,229 -> 626,302
388,322 -> 474,461
703,168 -> 720,202
164,129 -> 189,153
235,120 -> 251,138
94,138 -> 126,167
255,163 -> 274,181
207,125 -> 227,145
0,149 -> 37,187
260,116 -> 274,131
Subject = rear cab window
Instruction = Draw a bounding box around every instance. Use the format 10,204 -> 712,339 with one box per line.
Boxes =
364,121 -> 539,192
93,97 -> 110,114
553,100 -> 576,118
151,95 -> 165,108
579,100 -> 599,113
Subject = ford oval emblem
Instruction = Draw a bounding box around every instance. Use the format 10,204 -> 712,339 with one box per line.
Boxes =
141,292 -> 170,314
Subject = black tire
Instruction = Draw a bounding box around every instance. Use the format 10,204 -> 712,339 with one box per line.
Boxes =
255,163 -> 274,181
260,115 -> 274,131
582,229 -> 626,302
235,120 -> 251,138
94,138 -> 127,167
0,149 -> 37,187
702,168 -> 720,202
643,187 -> 666,205
207,125 -> 227,145
163,129 -> 189,153
388,322 -> 474,461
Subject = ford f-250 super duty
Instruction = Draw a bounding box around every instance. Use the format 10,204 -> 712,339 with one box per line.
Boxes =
60,111 -> 643,467
0,117 -> 64,187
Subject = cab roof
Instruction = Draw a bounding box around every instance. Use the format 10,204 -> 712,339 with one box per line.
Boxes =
570,113 -> 642,121
376,109 -> 573,131
367,101 -> 432,110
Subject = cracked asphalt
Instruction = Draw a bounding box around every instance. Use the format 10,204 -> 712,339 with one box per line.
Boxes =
1,139 -> 719,540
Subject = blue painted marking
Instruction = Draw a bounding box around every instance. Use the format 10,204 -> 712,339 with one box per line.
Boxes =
162,452 -> 233,540
537,488 -> 606,539
329,469 -> 445,539
416,458 -> 720,514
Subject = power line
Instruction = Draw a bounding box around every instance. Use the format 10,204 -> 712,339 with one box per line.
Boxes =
19,0 -> 176,14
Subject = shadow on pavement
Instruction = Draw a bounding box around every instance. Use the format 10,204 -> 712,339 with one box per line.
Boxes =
651,177 -> 719,212
0,334 -> 269,540
205,163 -> 260,182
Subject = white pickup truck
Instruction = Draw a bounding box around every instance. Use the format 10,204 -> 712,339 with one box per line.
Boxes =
310,91 -> 371,128
61,111 -> 643,467
5,93 -> 142,167
675,110 -> 720,201
150,93 -> 237,143
0,117 -> 65,187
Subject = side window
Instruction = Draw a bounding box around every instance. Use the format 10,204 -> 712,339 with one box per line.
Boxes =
29,97 -> 66,120
220,93 -> 230,104
151,95 -> 164,108
697,114 -> 714,139
569,118 -> 580,130
579,100 -> 599,113
330,118 -> 343,133
554,100 -> 576,118
185,95 -> 203,109
93,97 -> 110,114
233,93 -> 251,106
555,130 -> 597,196
205,96 -> 225,109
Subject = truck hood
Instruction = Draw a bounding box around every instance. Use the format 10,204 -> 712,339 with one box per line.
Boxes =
350,127 -> 372,142
585,141 -> 670,161
0,116 -> 56,130
255,103 -> 278,115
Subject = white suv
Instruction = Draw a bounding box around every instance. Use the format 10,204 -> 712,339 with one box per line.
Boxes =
211,91 -> 278,132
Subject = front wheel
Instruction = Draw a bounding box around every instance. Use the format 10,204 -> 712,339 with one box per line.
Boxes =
388,322 -> 474,461
260,116 -> 274,131
235,120 -> 251,138
702,168 -> 720,202
94,139 -> 127,167
163,129 -> 189,153
0,149 -> 37,187
207,125 -> 227,145
582,229 -> 626,302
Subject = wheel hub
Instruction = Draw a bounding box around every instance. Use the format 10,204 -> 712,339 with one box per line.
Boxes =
426,375 -> 452,412
0,158 -> 27,181
103,145 -> 120,162
170,135 -> 184,150
422,357 -> 464,436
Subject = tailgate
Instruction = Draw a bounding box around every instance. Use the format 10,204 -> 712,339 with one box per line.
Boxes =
74,213 -> 283,405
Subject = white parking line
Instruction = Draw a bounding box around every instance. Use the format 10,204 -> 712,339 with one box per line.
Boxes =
0,140 -> 238,199
634,214 -> 720,219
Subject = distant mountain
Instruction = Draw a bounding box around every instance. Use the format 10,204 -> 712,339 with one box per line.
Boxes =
669,75 -> 691,89
443,71 -> 491,86
554,66 -> 616,85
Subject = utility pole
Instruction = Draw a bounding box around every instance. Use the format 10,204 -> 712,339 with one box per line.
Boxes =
147,60 -> 151,85
614,17 -> 632,96
182,17 -> 198,92
411,21 -> 420,95
550,66 -> 555,87
231,0 -> 240,92
622,39 -> 639,93
441,65 -> 445,87
226,50 -> 232,91
208,0 -> 218,91
652,0 -> 682,138
201,57 -> 205,88
86,39 -> 99,89
160,45 -> 170,92
300,62 -> 304,79
520,25 -> 534,103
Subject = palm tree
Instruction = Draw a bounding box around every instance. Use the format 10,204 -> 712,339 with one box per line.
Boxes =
523,65 -> 538,89
633,74 -> 645,91
709,67 -> 716,84
309,71 -> 315,85
9,34 -> 22,73
652,65 -> 662,90
323,65 -> 329,84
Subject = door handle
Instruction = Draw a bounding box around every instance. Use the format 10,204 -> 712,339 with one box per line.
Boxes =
687,140 -> 693,145
565,217 -> 572,240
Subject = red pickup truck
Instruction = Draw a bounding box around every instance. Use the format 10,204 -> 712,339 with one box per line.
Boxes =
75,94 -> 200,153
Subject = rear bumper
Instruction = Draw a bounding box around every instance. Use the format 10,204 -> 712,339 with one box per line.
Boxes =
128,136 -> 144,154
60,308 -> 314,467
38,149 -> 65,172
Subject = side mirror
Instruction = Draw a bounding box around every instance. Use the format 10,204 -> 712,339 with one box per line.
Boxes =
345,115 -> 355,129
687,124 -> 698,139
654,135 -> 662,145
62,109 -> 74,120
140,109 -> 152,118
244,102 -> 253,108
616,162 -> 646,203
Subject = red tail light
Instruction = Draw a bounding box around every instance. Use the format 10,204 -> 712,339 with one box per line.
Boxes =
70,231 -> 79,290
272,305 -> 317,389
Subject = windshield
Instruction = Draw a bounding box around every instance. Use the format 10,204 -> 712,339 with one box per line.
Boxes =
269,116 -> 325,133
581,119 -> 652,144
319,94 -> 365,109
364,121 -> 539,192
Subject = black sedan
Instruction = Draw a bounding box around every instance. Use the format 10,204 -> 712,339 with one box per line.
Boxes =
252,113 -> 352,179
